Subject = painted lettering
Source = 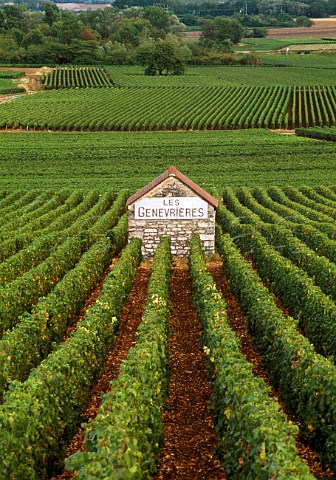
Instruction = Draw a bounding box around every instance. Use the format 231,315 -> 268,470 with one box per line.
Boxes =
134,197 -> 208,220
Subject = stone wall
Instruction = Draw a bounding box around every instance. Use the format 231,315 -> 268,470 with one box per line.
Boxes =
127,177 -> 215,258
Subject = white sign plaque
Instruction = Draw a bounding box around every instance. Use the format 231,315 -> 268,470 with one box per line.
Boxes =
134,197 -> 208,220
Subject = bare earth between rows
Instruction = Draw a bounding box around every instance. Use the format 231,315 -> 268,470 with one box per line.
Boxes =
53,257 -> 334,479
208,259 -> 335,479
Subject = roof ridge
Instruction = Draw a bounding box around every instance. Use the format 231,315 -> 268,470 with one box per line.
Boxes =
126,166 -> 218,208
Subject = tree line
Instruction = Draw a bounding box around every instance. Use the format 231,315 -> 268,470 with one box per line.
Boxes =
0,3 -> 258,71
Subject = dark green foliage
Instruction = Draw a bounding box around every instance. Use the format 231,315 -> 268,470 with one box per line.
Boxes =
136,41 -> 185,76
66,237 -> 171,479
215,225 -> 336,471
189,235 -> 313,479
0,237 -> 142,479
201,17 -> 245,45
296,126 -> 336,141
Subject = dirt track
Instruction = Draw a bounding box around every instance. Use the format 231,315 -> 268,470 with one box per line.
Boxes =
0,67 -> 52,95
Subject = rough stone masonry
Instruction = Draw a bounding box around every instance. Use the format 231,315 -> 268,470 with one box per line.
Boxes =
126,166 -> 218,259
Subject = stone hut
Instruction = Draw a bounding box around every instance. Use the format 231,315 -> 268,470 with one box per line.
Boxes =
126,166 -> 218,258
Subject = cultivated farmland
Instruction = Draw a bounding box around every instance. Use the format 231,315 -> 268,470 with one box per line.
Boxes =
1,51 -> 336,480
1,62 -> 336,131
1,130 -> 336,189
0,187 -> 336,478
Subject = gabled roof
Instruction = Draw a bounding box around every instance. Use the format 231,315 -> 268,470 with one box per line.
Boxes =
126,166 -> 218,208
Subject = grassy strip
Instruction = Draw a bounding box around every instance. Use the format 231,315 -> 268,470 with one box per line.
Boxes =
189,235 -> 313,479
0,237 -> 142,479
0,215 -> 128,401
0,71 -> 25,79
216,227 -> 336,471
0,87 -> 25,94
66,237 -> 171,479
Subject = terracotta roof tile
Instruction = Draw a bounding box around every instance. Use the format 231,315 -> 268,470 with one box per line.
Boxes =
126,166 -> 218,208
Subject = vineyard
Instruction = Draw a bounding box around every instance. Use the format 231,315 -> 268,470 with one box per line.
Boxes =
1,51 -> 336,478
4,129 -> 336,188
0,71 -> 25,95
105,63 -> 336,87
1,83 -> 336,130
42,66 -> 114,89
1,129 -> 336,189
0,187 -> 336,478
0,62 -> 335,131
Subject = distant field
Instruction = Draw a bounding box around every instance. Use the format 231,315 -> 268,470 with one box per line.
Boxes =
0,84 -> 335,131
267,17 -> 336,38
235,37 -> 336,51
186,18 -> 336,47
0,130 -> 335,189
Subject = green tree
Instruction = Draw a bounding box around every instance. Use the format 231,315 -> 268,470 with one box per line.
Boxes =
295,16 -> 312,27
52,12 -> 82,44
200,17 -> 244,45
44,2 -> 59,27
136,41 -> 185,75
11,27 -> 25,46
1,5 -> 25,30
23,28 -> 45,47
109,18 -> 151,47
79,8 -> 116,40
308,2 -> 326,17
0,34 -> 21,62
144,6 -> 170,32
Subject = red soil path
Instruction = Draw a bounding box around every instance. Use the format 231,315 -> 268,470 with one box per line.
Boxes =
153,259 -> 226,480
